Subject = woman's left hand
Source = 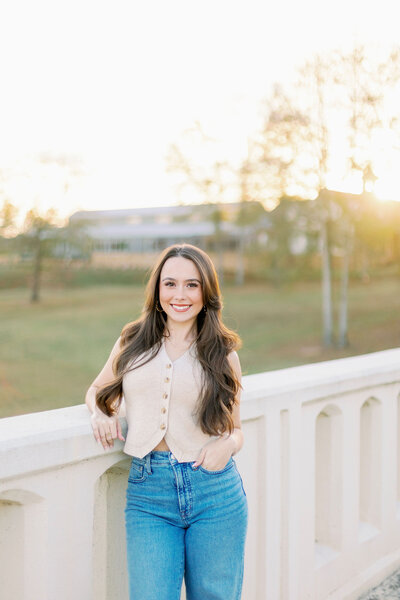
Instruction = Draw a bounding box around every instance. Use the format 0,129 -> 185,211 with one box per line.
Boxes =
192,436 -> 235,471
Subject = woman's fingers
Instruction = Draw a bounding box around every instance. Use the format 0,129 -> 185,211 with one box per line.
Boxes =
90,414 -> 107,448
192,448 -> 206,468
116,419 -> 125,442
109,419 -> 118,440
91,424 -> 101,445
91,413 -> 122,450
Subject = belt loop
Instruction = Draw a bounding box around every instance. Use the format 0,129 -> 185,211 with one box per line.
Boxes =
144,452 -> 152,474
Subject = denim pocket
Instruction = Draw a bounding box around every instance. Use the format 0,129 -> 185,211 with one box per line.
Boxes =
197,456 -> 234,475
128,459 -> 148,483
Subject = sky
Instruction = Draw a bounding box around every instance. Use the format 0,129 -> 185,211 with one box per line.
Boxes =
0,0 -> 399,225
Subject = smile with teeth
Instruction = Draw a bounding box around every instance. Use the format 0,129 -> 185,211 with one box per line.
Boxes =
171,304 -> 192,312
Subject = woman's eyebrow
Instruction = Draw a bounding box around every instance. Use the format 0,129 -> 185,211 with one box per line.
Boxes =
161,277 -> 201,283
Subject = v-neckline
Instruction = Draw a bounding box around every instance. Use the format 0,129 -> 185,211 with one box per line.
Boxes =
161,337 -> 196,364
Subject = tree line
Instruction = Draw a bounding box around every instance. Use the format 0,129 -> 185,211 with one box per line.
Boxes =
1,44 -> 400,350
167,44 -> 400,348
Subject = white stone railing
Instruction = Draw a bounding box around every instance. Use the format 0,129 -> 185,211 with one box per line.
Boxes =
1,348 -> 400,600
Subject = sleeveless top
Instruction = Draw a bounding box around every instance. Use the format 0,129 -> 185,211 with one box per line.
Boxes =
122,338 -> 220,462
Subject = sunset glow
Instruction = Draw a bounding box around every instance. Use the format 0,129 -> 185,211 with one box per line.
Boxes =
0,0 -> 400,228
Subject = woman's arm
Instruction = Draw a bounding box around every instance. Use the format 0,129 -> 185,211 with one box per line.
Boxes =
222,350 -> 244,456
85,336 -> 122,414
85,336 -> 125,449
192,350 -> 244,469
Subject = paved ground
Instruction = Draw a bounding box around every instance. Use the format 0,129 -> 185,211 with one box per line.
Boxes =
358,569 -> 400,599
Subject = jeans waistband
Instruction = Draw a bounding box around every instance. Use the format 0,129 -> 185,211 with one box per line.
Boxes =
132,450 -> 180,473
148,450 -> 173,462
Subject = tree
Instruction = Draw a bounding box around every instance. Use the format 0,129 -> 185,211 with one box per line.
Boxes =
0,153 -> 89,298
166,123 -> 236,282
336,44 -> 400,193
233,157 -> 269,285
18,208 -> 58,302
250,45 -> 400,347
250,84 -> 312,204
0,200 -> 19,260
332,45 -> 400,343
252,59 -> 336,344
18,207 -> 91,303
0,165 -> 19,245
0,199 -> 18,241
298,55 -> 336,346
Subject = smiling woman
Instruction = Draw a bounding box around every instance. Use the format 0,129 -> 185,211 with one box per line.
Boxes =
84,242 -> 248,600
159,256 -> 204,323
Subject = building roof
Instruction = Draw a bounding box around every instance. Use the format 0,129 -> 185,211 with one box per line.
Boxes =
84,221 -> 228,240
69,201 -> 270,241
69,202 -> 250,223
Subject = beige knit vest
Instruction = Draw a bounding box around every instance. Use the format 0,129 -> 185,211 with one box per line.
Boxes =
122,338 -> 219,462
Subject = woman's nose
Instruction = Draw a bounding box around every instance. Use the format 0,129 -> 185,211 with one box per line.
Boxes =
174,286 -> 186,299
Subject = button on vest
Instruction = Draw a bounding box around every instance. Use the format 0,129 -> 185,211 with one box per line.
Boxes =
122,338 -> 220,462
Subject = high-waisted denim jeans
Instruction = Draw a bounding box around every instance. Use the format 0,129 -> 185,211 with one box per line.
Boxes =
124,450 -> 248,600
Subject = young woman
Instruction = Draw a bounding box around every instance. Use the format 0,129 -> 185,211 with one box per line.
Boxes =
85,243 -> 248,600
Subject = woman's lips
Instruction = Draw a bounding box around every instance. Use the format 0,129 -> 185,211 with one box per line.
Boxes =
170,304 -> 191,312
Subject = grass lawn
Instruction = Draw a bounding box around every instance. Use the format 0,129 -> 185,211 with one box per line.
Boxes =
1,278 -> 399,418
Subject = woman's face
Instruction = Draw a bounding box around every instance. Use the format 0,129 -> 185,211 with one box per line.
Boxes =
159,256 -> 203,326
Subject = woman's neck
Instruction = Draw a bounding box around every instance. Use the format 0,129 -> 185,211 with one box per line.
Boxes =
163,320 -> 197,345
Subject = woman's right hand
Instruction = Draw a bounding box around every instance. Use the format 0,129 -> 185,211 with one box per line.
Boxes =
90,406 -> 125,450
85,336 -> 125,450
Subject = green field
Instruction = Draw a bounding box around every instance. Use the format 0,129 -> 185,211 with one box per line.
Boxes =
1,279 -> 399,418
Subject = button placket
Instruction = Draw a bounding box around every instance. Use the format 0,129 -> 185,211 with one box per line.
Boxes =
160,362 -> 173,430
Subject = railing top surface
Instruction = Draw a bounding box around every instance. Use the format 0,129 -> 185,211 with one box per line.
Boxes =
1,347 -> 400,481
2,346 -> 400,438
243,346 -> 400,400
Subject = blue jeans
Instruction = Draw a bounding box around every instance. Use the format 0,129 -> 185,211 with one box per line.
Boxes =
124,450 -> 248,600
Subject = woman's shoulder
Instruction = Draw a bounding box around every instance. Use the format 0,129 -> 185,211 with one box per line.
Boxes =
227,349 -> 241,375
124,339 -> 162,371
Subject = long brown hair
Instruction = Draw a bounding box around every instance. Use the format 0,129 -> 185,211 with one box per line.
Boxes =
96,243 -> 242,436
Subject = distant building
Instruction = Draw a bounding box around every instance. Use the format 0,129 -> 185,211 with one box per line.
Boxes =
69,202 -> 270,258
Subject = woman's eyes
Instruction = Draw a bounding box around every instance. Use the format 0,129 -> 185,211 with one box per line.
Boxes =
165,282 -> 198,288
